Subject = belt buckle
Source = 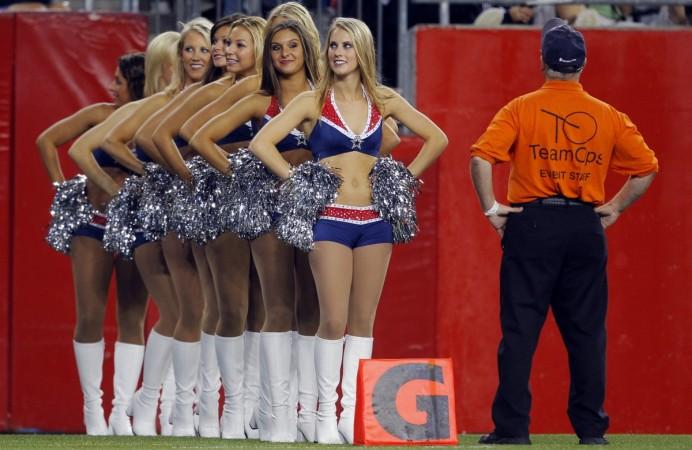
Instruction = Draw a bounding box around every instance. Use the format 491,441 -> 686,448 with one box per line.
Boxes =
541,197 -> 566,206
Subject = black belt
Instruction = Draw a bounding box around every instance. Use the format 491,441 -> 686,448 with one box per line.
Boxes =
518,197 -> 593,207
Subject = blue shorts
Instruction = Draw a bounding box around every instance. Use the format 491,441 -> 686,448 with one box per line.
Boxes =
313,204 -> 393,249
72,211 -> 148,249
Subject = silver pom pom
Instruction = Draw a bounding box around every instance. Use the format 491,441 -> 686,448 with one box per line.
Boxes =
103,175 -> 144,259
167,171 -> 197,242
166,157 -> 231,243
370,156 -> 422,243
275,161 -> 341,252
46,175 -> 96,254
227,148 -> 280,240
190,157 -> 232,243
138,163 -> 173,242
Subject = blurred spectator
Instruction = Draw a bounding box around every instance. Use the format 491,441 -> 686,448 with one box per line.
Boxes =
1,0 -> 69,10
628,4 -> 689,25
504,5 -> 535,24
556,3 -> 689,27
475,4 -> 536,26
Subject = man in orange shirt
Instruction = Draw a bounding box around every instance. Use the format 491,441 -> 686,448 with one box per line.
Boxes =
470,19 -> 658,446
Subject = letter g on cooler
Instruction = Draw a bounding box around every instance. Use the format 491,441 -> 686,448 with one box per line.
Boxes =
353,358 -> 458,446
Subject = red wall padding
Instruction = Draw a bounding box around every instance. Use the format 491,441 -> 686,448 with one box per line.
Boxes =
415,27 -> 692,434
375,138 -> 438,360
9,12 -> 147,431
0,13 -> 15,431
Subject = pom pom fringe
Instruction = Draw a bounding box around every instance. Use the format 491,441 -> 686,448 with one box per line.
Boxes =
370,156 -> 422,244
227,148 -> 280,240
274,161 -> 341,252
46,175 -> 96,254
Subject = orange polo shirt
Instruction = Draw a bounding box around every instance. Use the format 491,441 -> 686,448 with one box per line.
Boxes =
471,80 -> 659,204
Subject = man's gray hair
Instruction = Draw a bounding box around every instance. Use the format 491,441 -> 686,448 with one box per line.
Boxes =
545,67 -> 582,81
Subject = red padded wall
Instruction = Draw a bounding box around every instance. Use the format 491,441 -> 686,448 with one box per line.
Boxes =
415,27 -> 692,434
0,13 -> 15,431
375,137 -> 438,359
10,12 -> 147,431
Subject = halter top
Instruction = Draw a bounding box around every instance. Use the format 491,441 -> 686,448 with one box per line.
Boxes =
93,147 -> 131,172
217,121 -> 254,146
308,88 -> 382,161
253,96 -> 308,153
133,145 -> 151,163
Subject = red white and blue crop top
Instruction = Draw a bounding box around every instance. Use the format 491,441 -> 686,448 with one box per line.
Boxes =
308,88 -> 382,161
253,96 -> 308,153
93,147 -> 133,173
217,121 -> 254,146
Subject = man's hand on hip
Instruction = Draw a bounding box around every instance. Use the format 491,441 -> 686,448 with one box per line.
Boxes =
594,204 -> 621,229
487,204 -> 524,238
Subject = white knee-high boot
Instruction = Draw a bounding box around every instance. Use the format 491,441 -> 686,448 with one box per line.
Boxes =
262,331 -> 294,442
108,342 -> 144,436
296,333 -> 318,443
73,339 -> 108,436
288,331 -> 299,441
198,332 -> 221,437
172,339 -> 200,437
159,365 -> 175,436
216,334 -> 245,439
256,332 -> 272,441
128,329 -> 172,436
243,331 -> 261,439
337,335 -> 373,444
315,337 -> 344,444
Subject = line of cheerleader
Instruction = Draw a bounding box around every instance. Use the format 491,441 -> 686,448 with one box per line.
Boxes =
37,1 -> 447,444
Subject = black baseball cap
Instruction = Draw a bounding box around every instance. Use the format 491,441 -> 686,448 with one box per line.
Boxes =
541,18 -> 586,73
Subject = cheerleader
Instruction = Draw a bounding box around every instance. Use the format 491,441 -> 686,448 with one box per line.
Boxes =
154,15 -> 267,440
153,15 -> 267,439
37,52 -> 148,435
69,19 -> 212,437
190,18 -> 320,443
179,4 -> 322,440
249,18 -> 448,444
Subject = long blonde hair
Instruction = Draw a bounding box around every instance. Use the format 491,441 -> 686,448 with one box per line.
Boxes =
166,17 -> 213,94
225,16 -> 267,82
143,31 -> 180,97
317,18 -> 386,112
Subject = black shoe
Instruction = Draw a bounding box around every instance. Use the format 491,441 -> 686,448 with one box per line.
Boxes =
479,432 -> 531,445
579,437 -> 609,445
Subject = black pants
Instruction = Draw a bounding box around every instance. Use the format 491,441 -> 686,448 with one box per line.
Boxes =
491,203 -> 610,439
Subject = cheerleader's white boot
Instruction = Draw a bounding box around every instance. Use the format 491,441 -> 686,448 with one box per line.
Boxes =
159,365 -> 175,436
288,331 -> 299,441
108,342 -> 144,436
216,334 -> 245,439
197,332 -> 221,438
262,331 -> 294,442
73,339 -> 108,436
128,330 -> 172,436
315,337 -> 344,444
337,335 -> 373,444
243,331 -> 261,439
255,332 -> 273,441
296,334 -> 318,443
171,339 -> 200,437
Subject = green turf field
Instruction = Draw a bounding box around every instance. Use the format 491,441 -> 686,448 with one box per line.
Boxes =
0,434 -> 690,449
